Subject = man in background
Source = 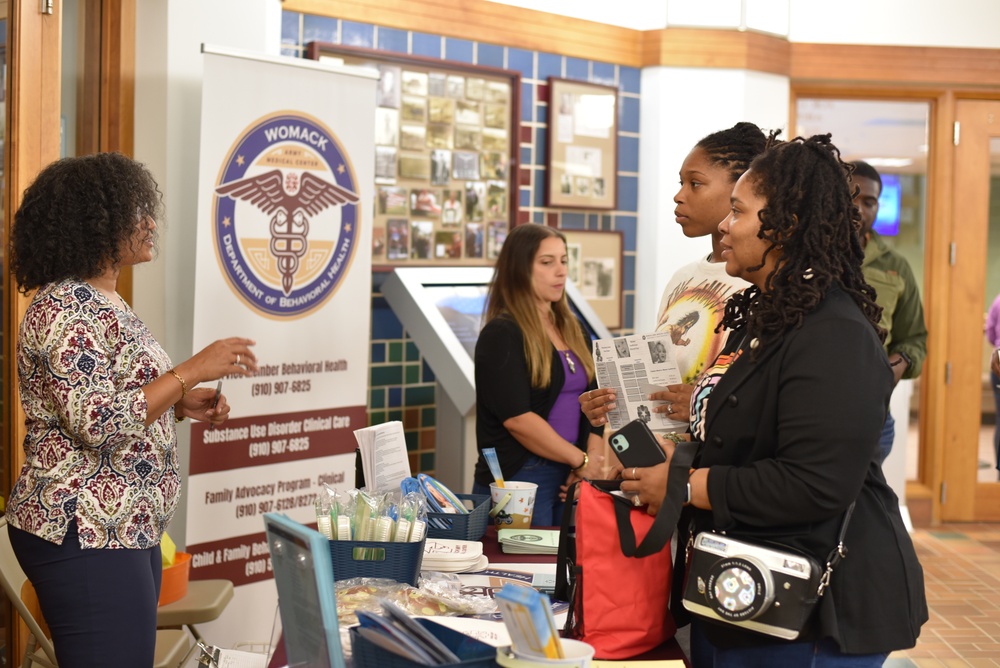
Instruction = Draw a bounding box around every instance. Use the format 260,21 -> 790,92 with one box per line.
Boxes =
851,161 -> 928,463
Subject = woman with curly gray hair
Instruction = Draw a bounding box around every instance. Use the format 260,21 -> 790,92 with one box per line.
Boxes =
7,152 -> 259,666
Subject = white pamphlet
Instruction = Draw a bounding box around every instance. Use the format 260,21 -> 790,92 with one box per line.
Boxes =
594,333 -> 688,432
213,649 -> 268,668
353,421 -> 412,492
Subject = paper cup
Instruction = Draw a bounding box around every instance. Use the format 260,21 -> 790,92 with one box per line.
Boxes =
496,639 -> 596,668
490,481 -> 537,529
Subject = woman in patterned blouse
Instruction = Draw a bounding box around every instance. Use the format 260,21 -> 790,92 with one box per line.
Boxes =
7,152 -> 259,667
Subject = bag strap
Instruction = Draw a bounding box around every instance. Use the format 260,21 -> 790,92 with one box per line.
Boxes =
554,479 -> 581,602
817,501 -> 855,596
616,441 -> 697,558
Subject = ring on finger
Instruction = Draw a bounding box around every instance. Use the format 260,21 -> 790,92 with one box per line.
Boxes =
236,354 -> 241,366
667,402 -> 674,414
633,495 -> 642,507
632,467 -> 637,481
588,390 -> 593,401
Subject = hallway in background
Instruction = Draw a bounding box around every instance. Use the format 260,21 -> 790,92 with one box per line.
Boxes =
886,523 -> 1000,665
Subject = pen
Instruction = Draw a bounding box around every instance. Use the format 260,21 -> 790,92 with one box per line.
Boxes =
208,381 -> 222,430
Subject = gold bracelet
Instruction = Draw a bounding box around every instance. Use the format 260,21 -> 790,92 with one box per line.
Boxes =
168,369 -> 188,399
664,432 -> 684,444
572,451 -> 589,472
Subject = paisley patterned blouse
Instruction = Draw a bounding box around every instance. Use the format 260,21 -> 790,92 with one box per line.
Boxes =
7,279 -> 181,549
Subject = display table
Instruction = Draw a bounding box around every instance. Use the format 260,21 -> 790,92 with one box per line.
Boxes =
268,528 -> 690,667
479,527 -> 556,564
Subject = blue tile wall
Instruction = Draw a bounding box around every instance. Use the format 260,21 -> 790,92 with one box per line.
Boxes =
341,21 -> 374,48
521,82 -> 535,123
444,38 -> 475,64
478,43 -> 505,69
561,212 -> 586,229
620,96 -> 641,134
507,48 -> 535,78
620,66 -> 641,94
302,14 -> 337,44
565,57 -> 588,81
537,52 -> 562,80
619,135 -> 640,173
592,61 -> 616,86
411,32 -> 442,58
282,10 -> 642,475
282,12 -> 301,47
378,26 -> 409,54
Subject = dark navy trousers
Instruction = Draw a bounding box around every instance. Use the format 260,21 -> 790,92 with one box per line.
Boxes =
9,520 -> 162,667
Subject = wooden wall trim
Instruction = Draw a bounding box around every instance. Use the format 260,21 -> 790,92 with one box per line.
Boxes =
284,0 -> 643,67
642,27 -> 790,76
6,3 -> 62,660
791,42 -> 1000,88
285,0 -> 1000,90
102,0 -> 135,156
102,0 -> 136,305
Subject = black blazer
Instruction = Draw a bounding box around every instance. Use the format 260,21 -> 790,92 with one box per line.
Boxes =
689,286 -> 927,654
473,316 -> 599,487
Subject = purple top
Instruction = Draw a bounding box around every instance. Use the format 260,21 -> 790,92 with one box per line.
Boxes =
549,350 -> 587,445
987,294 -> 1000,346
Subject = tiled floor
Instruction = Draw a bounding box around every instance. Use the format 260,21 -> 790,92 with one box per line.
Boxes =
885,524 -> 1000,667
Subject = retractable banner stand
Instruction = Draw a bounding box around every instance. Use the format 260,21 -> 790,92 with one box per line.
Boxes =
188,46 -> 375,644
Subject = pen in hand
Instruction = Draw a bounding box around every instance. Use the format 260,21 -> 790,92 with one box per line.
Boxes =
209,381 -> 222,430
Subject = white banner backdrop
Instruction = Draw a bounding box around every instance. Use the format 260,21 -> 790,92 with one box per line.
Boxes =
188,46 -> 375,648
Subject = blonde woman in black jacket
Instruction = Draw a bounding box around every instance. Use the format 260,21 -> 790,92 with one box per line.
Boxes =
473,224 -> 604,525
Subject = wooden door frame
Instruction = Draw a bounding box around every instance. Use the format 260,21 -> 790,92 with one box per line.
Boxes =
3,0 -> 134,661
790,85 -> 1000,525
945,98 -> 1000,521
789,85 -> 949,523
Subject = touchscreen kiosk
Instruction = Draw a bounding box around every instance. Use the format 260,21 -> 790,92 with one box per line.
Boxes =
381,267 -> 611,491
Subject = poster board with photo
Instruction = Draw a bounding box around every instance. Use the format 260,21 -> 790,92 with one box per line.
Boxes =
562,229 -> 623,330
307,42 -> 520,269
546,78 -> 618,210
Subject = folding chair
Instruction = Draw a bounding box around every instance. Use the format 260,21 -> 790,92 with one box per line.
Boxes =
0,517 -> 190,668
156,578 -> 235,668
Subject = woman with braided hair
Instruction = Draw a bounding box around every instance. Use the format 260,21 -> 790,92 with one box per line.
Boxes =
621,135 -> 927,665
580,122 -> 767,429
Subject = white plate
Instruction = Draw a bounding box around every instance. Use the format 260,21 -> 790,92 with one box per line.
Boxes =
422,554 -> 489,574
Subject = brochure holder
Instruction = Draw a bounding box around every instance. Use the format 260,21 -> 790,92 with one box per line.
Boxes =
264,513 -> 345,668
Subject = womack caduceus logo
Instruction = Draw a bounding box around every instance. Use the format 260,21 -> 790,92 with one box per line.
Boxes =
213,112 -> 360,317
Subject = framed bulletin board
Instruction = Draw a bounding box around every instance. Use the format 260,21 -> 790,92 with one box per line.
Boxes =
306,42 -> 520,269
562,229 -> 623,330
546,78 -> 618,210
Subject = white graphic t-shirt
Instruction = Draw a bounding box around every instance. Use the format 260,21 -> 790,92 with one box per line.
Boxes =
655,256 -> 750,385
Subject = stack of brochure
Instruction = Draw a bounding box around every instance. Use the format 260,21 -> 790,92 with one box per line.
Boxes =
356,599 -> 462,665
498,529 -> 560,555
422,538 -> 488,573
495,584 -> 564,659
